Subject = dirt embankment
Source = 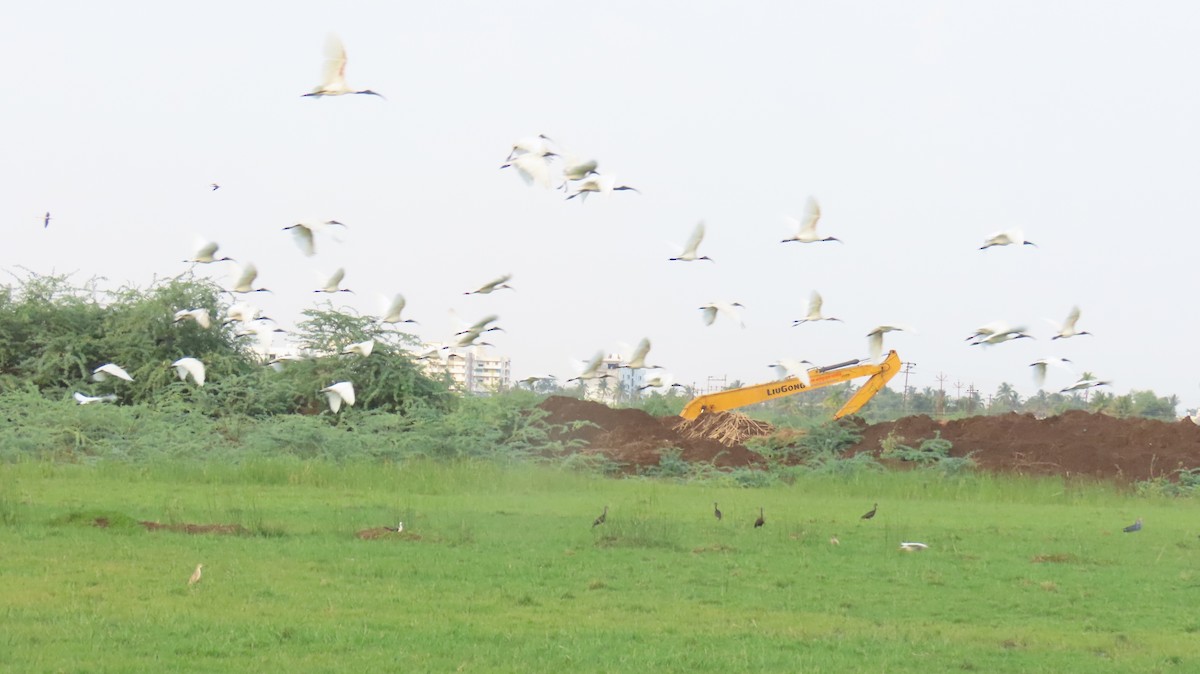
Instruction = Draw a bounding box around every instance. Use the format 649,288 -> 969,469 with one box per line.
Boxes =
536,396 -> 1200,482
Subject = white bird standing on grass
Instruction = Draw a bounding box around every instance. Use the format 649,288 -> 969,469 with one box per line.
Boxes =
782,196 -> 841,244
669,221 -> 714,262
302,34 -> 384,98
173,308 -> 212,329
699,301 -> 745,328
321,381 -> 356,413
899,542 -> 929,552
171,358 -> 206,386
92,363 -> 134,382
74,392 -> 117,405
188,563 -> 204,586
792,291 -> 842,325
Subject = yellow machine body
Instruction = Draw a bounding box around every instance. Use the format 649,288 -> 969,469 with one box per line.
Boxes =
678,351 -> 902,421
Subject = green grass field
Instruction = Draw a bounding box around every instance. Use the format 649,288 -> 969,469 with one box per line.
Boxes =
2,460 -> 1197,673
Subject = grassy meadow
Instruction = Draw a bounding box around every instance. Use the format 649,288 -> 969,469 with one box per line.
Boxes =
2,459 -> 1198,673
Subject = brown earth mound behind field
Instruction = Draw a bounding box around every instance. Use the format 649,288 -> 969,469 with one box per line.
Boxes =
537,396 -> 1200,481
537,396 -> 767,471
850,410 -> 1200,482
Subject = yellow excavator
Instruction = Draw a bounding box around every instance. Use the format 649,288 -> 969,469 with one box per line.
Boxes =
679,350 -> 901,420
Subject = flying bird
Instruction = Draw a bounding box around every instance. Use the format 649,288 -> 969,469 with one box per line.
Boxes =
1123,518 -> 1142,533
669,221 -> 714,262
699,301 -> 745,328
1029,357 -> 1073,389
1060,374 -> 1111,393
342,338 -> 375,357
465,274 -> 514,295
211,183 -> 220,191
567,351 -> 610,382
980,229 -> 1036,249
453,314 -> 503,336
315,268 -> 353,294
380,294 -> 418,325
504,134 -> 556,162
302,34 -> 384,98
171,358 -> 206,386
502,151 -> 558,189
187,240 -> 235,264
969,325 -> 1034,346
320,381 -> 356,413
283,220 -> 346,257
565,175 -> 639,201
188,563 -> 204,586
622,338 -> 662,370
792,291 -> 842,325
782,196 -> 841,244
230,263 -> 270,293
74,392 -> 117,405
43,212 -> 51,228
867,325 -> 912,362
769,359 -> 814,387
639,374 -> 683,391
173,308 -> 212,329
92,363 -> 134,383
1050,306 -> 1091,340
224,302 -> 271,325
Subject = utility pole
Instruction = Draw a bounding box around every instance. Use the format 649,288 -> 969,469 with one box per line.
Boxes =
966,383 -> 978,415
954,380 -> 964,414
935,372 -> 948,418
901,361 -> 917,411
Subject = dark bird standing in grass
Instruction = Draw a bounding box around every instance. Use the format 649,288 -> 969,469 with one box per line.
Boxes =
861,503 -> 878,520
1123,518 -> 1142,533
713,502 -> 722,521
593,506 -> 608,528
754,507 -> 764,528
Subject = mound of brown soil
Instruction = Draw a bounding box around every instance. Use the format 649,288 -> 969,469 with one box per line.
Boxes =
537,396 -> 1200,482
850,411 -> 1200,482
537,396 -> 766,471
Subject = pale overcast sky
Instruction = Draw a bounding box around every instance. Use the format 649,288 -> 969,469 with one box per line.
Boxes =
4,2 -> 1200,410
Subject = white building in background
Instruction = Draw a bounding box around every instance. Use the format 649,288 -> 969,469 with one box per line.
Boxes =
421,345 -> 512,394
577,353 -> 644,403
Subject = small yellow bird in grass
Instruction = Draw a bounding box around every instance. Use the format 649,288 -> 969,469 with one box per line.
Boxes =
188,563 -> 204,586
829,535 -> 840,546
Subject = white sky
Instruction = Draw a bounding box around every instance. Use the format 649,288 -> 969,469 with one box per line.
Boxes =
4,2 -> 1200,410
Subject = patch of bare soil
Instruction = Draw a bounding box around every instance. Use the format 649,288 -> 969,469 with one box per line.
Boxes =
139,521 -> 250,535
355,527 -> 421,540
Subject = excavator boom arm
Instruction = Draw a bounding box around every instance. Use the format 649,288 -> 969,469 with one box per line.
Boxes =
679,351 -> 901,420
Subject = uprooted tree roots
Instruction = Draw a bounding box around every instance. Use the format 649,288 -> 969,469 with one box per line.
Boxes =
671,411 -> 774,447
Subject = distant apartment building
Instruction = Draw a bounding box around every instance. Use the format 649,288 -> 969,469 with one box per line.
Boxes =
422,345 -> 512,394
